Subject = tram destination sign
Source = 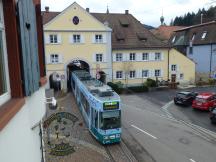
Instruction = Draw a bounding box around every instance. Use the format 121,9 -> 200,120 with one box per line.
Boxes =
103,101 -> 119,110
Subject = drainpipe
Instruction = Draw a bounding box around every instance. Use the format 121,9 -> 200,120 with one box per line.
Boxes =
210,43 -> 213,78
168,48 -> 170,81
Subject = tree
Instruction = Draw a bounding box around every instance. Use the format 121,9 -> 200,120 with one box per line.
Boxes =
122,61 -> 133,87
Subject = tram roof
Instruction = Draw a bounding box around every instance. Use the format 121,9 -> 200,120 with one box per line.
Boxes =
72,70 -> 120,101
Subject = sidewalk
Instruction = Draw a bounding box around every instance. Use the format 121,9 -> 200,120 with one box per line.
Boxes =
43,90 -> 110,162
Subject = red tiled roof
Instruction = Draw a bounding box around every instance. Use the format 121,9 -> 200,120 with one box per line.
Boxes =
42,11 -> 60,25
42,11 -> 167,49
151,25 -> 185,42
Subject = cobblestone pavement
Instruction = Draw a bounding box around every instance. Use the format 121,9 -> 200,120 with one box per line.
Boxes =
43,91 -> 137,162
43,92 -> 110,162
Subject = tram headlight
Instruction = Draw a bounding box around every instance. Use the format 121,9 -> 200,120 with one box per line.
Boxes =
103,136 -> 109,140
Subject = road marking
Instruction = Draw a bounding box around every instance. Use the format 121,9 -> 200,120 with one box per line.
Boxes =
189,158 -> 197,162
131,124 -> 158,139
161,100 -> 174,119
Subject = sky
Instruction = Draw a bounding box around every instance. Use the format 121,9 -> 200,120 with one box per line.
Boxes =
41,0 -> 216,27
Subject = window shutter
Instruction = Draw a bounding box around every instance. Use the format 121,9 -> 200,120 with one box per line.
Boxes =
69,35 -> 73,44
149,53 -> 155,61
103,34 -> 107,43
113,53 -> 116,62
92,35 -> 95,43
46,55 -> 51,64
59,54 -> 63,63
45,34 -> 50,44
113,71 -> 116,79
93,54 -> 96,62
18,0 -> 40,96
161,52 -> 164,60
123,53 -> 127,61
81,35 -> 85,43
149,70 -> 154,78
103,53 -> 107,62
57,34 -> 61,44
161,69 -> 163,77
137,53 -> 142,61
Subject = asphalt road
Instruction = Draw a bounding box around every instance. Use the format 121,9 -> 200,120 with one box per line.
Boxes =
121,92 -> 216,162
135,86 -> 216,132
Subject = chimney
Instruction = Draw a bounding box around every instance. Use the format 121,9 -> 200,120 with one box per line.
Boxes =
125,10 -> 129,14
45,6 -> 49,12
86,8 -> 90,12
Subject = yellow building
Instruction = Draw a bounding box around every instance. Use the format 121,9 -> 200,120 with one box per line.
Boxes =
42,2 -> 195,90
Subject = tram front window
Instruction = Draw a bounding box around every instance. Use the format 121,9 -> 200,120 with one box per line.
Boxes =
100,111 -> 121,130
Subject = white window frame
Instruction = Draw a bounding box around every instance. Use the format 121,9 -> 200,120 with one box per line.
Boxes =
201,31 -> 207,39
180,73 -> 184,80
142,53 -> 149,61
129,70 -> 136,78
49,34 -> 58,44
96,54 -> 103,62
95,34 -> 103,43
155,69 -> 161,77
191,34 -> 196,41
73,34 -> 81,43
171,64 -> 177,71
0,1 -> 11,106
155,53 -> 161,61
142,70 -> 149,78
129,53 -> 136,61
116,53 -> 122,62
116,71 -> 123,79
172,36 -> 176,43
50,54 -> 59,64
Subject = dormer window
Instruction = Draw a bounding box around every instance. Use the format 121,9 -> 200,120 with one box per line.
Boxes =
191,34 -> 196,41
172,36 -> 176,43
201,31 -> 207,39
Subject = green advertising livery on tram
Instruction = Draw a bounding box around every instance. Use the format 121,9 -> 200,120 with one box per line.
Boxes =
71,70 -> 121,144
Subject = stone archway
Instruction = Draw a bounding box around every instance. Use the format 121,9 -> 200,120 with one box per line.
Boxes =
49,72 -> 61,91
67,60 -> 90,91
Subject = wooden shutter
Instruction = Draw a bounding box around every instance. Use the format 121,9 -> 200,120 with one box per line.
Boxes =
57,34 -> 61,44
103,33 -> 107,43
46,55 -> 51,64
18,0 -> 40,96
69,35 -> 73,44
45,34 -> 50,44
81,35 -> 85,43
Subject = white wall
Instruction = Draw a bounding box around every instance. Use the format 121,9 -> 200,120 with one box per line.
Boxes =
0,87 -> 46,162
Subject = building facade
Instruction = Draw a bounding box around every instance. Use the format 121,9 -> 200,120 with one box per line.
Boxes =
170,21 -> 216,80
0,0 -> 46,162
43,2 -> 195,90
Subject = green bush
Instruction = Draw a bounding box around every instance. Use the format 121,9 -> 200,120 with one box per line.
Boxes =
144,78 -> 157,87
208,78 -> 216,85
127,85 -> 148,93
107,82 -> 123,94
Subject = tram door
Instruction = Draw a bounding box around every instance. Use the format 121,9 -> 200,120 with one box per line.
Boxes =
91,108 -> 98,129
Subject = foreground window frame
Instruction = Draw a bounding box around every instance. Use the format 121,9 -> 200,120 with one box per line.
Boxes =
0,1 -> 10,106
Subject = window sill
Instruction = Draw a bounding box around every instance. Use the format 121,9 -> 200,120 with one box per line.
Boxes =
0,98 -> 25,131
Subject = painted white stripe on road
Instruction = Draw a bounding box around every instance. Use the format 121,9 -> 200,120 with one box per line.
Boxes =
131,124 -> 158,139
189,158 -> 197,162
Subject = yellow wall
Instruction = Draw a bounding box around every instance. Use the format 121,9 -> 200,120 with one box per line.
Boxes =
169,48 -> 195,84
44,2 -> 196,89
112,48 -> 195,85
44,3 -> 108,31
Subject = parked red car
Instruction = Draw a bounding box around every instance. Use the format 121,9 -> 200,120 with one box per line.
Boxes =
192,92 -> 216,111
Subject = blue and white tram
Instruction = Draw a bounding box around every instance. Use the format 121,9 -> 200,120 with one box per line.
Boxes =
71,70 -> 121,144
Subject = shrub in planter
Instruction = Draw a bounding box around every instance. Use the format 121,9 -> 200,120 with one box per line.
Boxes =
145,78 -> 157,87
128,85 -> 148,93
107,82 -> 123,94
208,78 -> 216,85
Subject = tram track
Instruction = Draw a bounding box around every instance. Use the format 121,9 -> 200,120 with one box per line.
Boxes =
104,140 -> 137,162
